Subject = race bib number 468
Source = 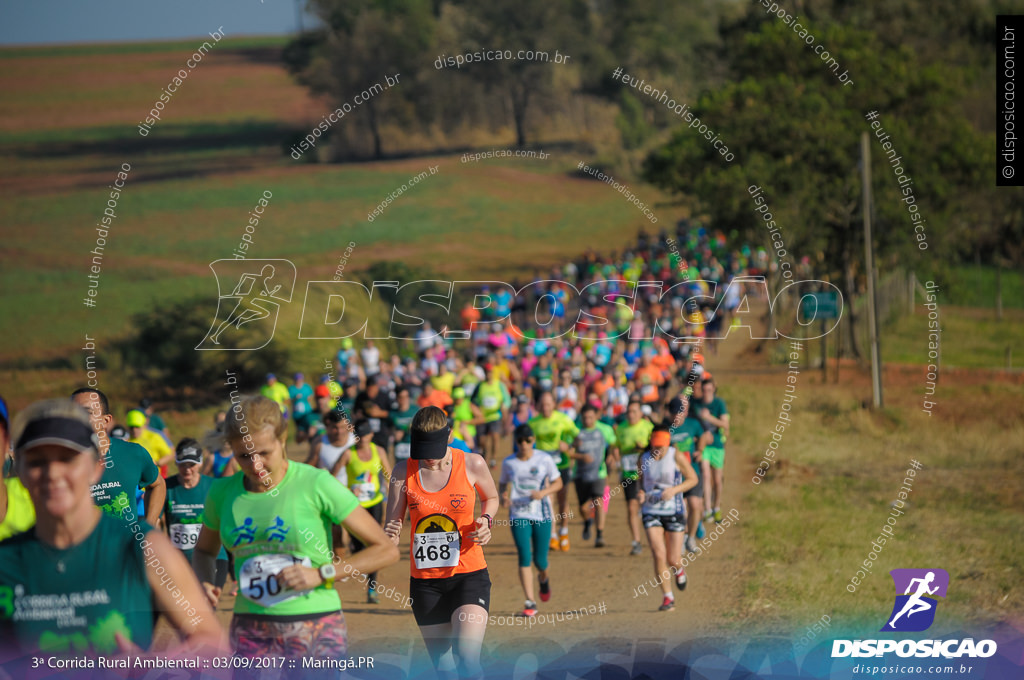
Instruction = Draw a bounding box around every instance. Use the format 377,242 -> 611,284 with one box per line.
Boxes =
412,514 -> 461,570
413,532 -> 460,569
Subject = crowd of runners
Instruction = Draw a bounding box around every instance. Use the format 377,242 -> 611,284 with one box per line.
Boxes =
0,224 -> 763,678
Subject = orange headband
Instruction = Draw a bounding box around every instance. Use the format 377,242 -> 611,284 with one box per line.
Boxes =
651,431 -> 671,448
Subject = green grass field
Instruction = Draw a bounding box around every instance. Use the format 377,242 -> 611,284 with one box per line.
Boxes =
727,370 -> 1024,634
0,156 -> 669,363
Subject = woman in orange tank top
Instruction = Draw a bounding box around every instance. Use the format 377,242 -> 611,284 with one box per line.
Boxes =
385,406 -> 498,680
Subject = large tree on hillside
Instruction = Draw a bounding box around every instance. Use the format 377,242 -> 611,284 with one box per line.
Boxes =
643,18 -> 987,356
450,0 -> 592,148
288,0 -> 436,159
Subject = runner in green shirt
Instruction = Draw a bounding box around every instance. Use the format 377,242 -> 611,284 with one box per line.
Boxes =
471,364 -> 511,468
193,395 -> 398,664
390,386 -> 419,463
260,373 -> 291,416
164,439 -> 229,588
0,398 -> 35,541
698,375 -> 730,523
451,387 -> 482,451
528,392 -> 580,552
72,388 -> 165,526
613,400 -> 654,555
0,399 -> 224,661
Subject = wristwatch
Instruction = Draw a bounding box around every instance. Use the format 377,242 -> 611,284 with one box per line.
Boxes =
319,563 -> 337,588
481,513 -> 494,529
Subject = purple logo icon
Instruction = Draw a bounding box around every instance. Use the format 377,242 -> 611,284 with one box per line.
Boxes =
881,568 -> 949,632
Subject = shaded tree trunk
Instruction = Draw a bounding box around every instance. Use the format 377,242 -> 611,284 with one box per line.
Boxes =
842,258 -> 862,360
366,100 -> 382,159
510,83 -> 530,148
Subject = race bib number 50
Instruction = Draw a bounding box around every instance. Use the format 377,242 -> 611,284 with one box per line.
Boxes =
238,554 -> 313,607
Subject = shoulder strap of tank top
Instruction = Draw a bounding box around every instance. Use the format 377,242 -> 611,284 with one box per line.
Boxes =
452,447 -> 474,491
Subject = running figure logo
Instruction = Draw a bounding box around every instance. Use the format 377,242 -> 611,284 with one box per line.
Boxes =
881,568 -> 949,632
197,259 -> 296,350
263,516 -> 290,542
231,518 -> 259,547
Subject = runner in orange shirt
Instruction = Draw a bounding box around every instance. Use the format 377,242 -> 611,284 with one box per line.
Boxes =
634,353 -> 667,406
418,382 -> 454,411
385,407 -> 499,680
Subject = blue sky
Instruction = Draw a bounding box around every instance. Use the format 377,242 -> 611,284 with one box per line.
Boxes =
0,0 -> 316,45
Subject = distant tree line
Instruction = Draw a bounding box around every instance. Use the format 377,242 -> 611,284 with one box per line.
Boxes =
283,0 -> 1019,308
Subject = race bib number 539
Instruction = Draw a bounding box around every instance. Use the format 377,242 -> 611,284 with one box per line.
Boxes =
169,523 -> 202,549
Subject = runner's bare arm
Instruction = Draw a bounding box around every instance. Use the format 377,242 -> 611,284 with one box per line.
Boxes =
330,449 -> 350,480
531,473 -> 562,500
305,437 -> 320,466
608,445 -> 621,472
384,460 -> 408,545
143,474 -> 166,526
338,504 -> 400,578
668,450 -> 699,498
279,504 -> 397,590
697,431 -> 713,453
192,526 -> 224,608
467,453 -> 499,545
144,530 -> 228,652
378,453 -> 393,496
702,411 -> 728,428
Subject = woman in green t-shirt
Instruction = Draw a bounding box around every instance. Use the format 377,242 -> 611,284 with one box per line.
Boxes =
193,396 -> 398,673
0,399 -> 225,661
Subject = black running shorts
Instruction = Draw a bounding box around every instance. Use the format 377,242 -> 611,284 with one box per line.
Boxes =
574,478 -> 605,504
409,568 -> 491,626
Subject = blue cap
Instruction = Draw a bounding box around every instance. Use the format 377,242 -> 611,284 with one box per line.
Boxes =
266,373 -> 276,380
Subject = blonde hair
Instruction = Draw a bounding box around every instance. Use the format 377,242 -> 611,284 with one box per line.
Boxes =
218,395 -> 287,446
12,399 -> 100,460
411,406 -> 448,434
